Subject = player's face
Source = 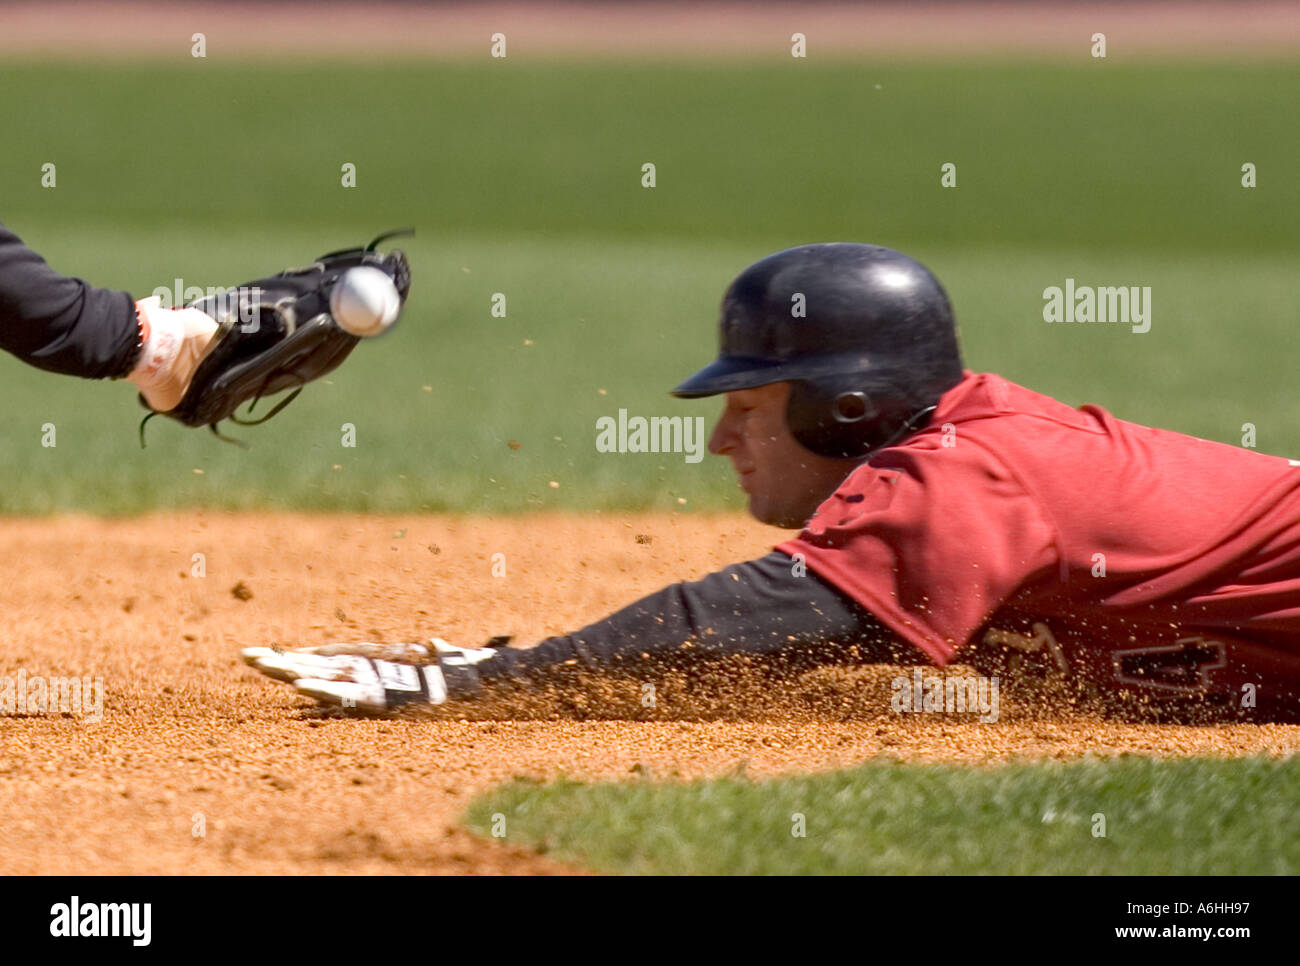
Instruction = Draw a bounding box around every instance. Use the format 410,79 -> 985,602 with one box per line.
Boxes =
708,383 -> 859,528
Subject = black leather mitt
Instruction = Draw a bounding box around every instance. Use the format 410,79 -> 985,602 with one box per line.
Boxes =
139,229 -> 412,444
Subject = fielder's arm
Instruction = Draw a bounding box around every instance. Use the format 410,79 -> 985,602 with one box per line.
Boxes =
0,220 -> 140,378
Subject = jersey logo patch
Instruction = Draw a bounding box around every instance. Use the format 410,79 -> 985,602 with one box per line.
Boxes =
1110,637 -> 1226,694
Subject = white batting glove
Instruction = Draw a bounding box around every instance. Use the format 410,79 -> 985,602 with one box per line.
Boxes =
242,639 -> 500,714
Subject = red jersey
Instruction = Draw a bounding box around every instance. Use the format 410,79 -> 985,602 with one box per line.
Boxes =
779,371 -> 1300,718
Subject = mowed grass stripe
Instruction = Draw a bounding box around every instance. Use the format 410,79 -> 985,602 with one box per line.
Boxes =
1,61 -> 1296,250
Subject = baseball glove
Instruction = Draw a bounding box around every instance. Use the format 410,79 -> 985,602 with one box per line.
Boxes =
138,229 -> 413,445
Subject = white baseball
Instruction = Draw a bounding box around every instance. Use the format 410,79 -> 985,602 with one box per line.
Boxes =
330,266 -> 402,338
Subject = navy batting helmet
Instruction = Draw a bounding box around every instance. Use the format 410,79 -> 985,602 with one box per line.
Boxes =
671,243 -> 963,458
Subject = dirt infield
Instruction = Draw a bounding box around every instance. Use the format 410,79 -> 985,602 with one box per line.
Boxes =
0,511 -> 1293,875
3,1 -> 1299,59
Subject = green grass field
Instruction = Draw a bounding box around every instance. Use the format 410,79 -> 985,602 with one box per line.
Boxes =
0,59 -> 1297,513
467,755 -> 1300,874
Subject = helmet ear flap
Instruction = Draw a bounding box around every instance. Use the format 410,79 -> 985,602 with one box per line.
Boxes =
787,373 -> 940,458
787,378 -> 884,458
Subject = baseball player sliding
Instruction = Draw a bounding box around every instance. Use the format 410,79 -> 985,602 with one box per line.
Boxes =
241,245 -> 1300,722
245,243 -> 1300,722
0,220 -> 411,438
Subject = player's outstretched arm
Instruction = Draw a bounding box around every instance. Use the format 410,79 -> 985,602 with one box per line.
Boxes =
244,552 -> 909,714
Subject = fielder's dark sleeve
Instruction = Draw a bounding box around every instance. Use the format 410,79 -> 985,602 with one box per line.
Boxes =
479,551 -> 908,684
0,221 -> 140,378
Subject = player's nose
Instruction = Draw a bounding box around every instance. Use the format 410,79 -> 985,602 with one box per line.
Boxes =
708,415 -> 735,455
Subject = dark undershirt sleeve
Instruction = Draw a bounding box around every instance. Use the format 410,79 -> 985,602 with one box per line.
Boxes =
478,551 -> 909,685
0,221 -> 140,378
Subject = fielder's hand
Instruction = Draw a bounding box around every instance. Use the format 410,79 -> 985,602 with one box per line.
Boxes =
242,639 -> 498,714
